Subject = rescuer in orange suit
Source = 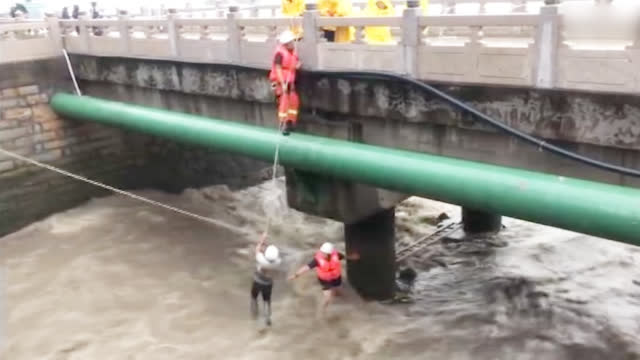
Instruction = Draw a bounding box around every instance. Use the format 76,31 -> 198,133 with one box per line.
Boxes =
269,30 -> 301,135
289,242 -> 359,314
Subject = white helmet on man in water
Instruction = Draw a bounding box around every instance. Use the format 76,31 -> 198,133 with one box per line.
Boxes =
264,245 -> 280,262
320,242 -> 334,255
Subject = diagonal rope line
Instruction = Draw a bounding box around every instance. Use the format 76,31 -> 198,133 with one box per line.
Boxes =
55,49 -> 253,236
0,147 -> 250,236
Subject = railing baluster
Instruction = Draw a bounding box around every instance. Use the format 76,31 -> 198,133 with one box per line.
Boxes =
268,25 -> 278,43
226,6 -> 241,63
470,25 -> 481,45
444,0 -> 456,15
45,14 -> 63,51
478,0 -> 487,14
512,0 -> 527,13
200,24 -> 209,39
355,26 -> 365,44
167,9 -> 178,57
535,4 -> 560,88
118,11 -> 131,55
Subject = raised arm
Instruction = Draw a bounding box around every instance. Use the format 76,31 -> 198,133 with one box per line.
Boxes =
288,264 -> 311,281
256,232 -> 267,255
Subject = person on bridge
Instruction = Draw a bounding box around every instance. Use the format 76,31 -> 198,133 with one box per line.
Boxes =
364,0 -> 395,44
288,242 -> 359,314
318,0 -> 355,43
281,0 -> 305,37
269,30 -> 301,136
251,232 -> 282,326
421,0 -> 429,14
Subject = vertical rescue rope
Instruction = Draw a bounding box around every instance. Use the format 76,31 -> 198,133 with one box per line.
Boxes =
62,49 -> 82,96
261,17 -> 300,237
263,122 -> 285,236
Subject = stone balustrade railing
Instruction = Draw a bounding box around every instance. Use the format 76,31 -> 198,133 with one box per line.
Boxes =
0,18 -> 62,63
1,1 -> 639,94
146,0 -> 580,18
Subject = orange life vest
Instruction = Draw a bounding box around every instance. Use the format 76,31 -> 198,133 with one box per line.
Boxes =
269,44 -> 299,85
315,250 -> 342,281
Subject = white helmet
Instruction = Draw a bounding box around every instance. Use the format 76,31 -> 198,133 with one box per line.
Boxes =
264,245 -> 280,262
278,30 -> 296,45
320,242 -> 334,255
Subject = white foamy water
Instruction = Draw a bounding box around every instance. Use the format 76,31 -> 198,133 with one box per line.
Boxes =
1,180 -> 639,359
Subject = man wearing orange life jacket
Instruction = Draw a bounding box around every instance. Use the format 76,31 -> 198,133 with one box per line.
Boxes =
289,242 -> 359,313
269,30 -> 301,135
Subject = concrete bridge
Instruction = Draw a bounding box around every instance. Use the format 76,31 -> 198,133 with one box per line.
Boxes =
1,0 -> 639,299
2,0 -> 640,93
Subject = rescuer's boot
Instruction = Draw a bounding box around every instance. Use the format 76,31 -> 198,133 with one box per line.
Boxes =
283,121 -> 294,136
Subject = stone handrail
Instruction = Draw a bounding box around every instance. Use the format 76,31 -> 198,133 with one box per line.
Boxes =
0,18 -> 62,63
163,0 -> 559,18
316,16 -> 404,27
235,17 -> 303,27
2,2 -> 640,95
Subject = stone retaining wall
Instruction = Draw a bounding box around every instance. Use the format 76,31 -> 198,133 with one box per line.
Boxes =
0,59 -> 150,235
0,58 -> 270,236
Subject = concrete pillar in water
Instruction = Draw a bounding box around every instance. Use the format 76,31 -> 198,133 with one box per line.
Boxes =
462,208 -> 502,234
344,207 -> 396,300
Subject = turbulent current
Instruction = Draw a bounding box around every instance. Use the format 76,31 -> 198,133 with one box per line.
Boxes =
1,180 -> 639,359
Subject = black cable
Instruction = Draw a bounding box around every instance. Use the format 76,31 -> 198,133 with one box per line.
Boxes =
307,69 -> 640,178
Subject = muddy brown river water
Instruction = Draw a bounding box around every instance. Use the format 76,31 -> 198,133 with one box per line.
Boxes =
1,180 -> 639,359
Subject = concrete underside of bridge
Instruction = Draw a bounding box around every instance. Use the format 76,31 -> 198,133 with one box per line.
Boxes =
3,55 -> 640,299
69,55 -> 640,189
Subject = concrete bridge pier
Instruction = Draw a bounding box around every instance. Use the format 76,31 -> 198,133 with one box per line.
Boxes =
462,208 -> 502,234
285,168 -> 403,300
344,208 -> 396,300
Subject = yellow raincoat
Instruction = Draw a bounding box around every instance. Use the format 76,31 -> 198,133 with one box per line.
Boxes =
282,0 -> 305,36
421,0 -> 429,14
364,0 -> 395,44
318,0 -> 354,43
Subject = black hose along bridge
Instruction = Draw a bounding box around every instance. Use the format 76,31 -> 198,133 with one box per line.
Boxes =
50,79 -> 640,299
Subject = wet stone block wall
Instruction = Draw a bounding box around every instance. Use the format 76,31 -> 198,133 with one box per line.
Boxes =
0,81 -> 152,236
0,58 -> 271,237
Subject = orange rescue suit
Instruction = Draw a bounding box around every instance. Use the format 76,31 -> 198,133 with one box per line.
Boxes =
269,44 -> 300,125
314,250 -> 342,281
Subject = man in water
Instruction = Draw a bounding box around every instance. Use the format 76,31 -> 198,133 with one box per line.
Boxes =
289,242 -> 359,314
251,232 -> 281,326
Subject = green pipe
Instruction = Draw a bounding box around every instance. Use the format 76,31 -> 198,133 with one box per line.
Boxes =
51,93 -> 640,245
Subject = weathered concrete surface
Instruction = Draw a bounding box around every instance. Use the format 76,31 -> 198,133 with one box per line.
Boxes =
68,55 -> 640,189
462,208 -> 503,234
345,207 -> 396,300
